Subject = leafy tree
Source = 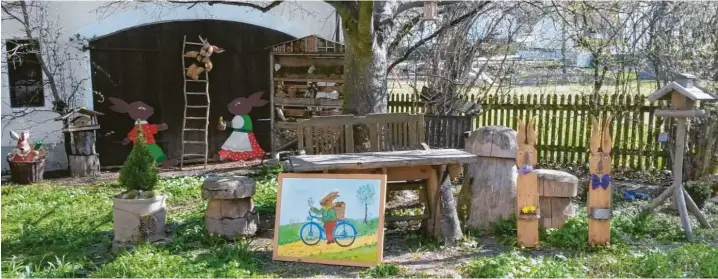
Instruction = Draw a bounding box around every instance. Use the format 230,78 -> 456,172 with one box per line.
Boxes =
119,124 -> 159,194
356,184 -> 376,223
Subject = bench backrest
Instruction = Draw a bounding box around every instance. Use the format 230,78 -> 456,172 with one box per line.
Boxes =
297,113 -> 425,155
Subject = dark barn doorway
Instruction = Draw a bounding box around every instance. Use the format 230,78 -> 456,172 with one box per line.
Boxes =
90,20 -> 294,166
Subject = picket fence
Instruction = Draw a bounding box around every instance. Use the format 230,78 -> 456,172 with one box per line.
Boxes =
388,93 -> 670,170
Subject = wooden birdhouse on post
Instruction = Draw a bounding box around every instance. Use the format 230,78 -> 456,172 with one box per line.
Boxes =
644,73 -> 717,239
55,108 -> 104,177
422,0 -> 438,20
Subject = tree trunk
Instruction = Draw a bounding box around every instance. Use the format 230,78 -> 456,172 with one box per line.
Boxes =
343,33 -> 389,116
364,203 -> 368,224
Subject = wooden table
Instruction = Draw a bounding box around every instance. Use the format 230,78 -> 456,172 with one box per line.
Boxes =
284,149 -> 478,239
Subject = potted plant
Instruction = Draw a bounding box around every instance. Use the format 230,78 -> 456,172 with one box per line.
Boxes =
518,205 -> 539,220
6,131 -> 47,184
112,125 -> 166,246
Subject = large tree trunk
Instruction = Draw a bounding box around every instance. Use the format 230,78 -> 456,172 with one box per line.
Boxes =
343,31 -> 389,116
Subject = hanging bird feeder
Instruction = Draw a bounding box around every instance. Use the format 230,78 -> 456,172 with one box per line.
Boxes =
422,0 -> 438,20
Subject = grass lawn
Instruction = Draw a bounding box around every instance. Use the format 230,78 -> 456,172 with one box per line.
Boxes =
2,166 -> 717,277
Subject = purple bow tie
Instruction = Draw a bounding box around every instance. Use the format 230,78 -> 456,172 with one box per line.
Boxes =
591,174 -> 611,190
518,165 -> 534,174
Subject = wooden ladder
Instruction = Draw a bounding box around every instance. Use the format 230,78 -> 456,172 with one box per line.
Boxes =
180,35 -> 210,169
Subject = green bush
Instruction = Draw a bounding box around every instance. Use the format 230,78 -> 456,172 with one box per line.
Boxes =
685,180 -> 712,209
119,125 -> 159,194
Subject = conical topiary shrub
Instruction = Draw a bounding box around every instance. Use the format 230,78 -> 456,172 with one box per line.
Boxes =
113,123 -> 166,247
119,123 -> 159,197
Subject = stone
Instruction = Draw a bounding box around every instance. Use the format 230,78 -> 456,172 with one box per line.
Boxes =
202,176 -> 256,199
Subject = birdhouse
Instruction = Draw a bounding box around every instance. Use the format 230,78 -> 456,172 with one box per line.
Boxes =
647,73 -> 718,114
645,73 -> 717,240
422,0 -> 438,20
55,108 -> 103,177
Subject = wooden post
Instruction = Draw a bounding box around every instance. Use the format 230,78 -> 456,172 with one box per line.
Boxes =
672,117 -> 693,239
588,115 -> 613,246
515,117 -> 539,248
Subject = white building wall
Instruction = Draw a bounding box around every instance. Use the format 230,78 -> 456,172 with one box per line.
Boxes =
1,1 -> 338,172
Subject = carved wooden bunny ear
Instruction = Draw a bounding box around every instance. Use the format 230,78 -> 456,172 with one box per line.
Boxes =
516,117 -> 526,145
9,130 -> 19,140
602,114 -> 612,154
526,116 -> 537,146
590,116 -> 601,154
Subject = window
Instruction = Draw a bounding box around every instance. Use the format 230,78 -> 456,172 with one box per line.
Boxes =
6,39 -> 44,108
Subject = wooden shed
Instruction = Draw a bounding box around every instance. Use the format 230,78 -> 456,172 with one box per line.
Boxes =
90,20 -> 294,167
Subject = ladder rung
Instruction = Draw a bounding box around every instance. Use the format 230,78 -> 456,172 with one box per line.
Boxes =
186,79 -> 208,82
186,105 -> 208,108
182,153 -> 206,157
183,141 -> 207,144
185,42 -> 205,46
186,117 -> 207,119
185,92 -> 207,95
184,128 -> 206,131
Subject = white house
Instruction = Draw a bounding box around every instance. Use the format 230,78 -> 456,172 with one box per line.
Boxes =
1,1 -> 339,172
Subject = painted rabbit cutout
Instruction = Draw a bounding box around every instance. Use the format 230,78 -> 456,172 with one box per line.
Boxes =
516,116 -> 539,248
217,91 -> 268,161
108,97 -> 176,167
588,115 -> 612,245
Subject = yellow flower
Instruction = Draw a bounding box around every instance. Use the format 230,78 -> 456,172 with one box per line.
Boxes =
521,206 -> 530,214
528,205 -> 536,213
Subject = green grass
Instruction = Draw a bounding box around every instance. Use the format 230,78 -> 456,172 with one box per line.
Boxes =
462,244 -> 718,278
306,243 -> 378,263
360,263 -> 405,278
2,170 -> 716,278
0,177 -> 275,278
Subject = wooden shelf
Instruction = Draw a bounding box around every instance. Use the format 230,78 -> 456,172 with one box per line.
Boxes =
274,97 -> 342,108
275,78 -> 344,83
271,53 -> 345,57
275,121 -> 298,129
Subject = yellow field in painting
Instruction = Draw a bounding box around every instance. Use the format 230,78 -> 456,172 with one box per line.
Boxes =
276,235 -> 378,263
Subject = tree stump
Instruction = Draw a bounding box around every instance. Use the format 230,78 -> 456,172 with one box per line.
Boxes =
202,176 -> 258,238
461,126 -> 518,230
69,154 -> 100,177
536,169 -> 578,228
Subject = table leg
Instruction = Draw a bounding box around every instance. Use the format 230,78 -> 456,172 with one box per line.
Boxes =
426,167 -> 440,237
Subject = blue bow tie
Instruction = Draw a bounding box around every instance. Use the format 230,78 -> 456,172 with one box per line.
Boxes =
591,174 -> 611,190
518,165 -> 534,174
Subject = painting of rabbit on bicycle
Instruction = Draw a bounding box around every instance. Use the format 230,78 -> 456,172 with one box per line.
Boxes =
273,173 -> 387,267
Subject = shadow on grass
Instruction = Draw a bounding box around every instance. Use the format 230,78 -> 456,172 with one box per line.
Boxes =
1,212 -> 115,278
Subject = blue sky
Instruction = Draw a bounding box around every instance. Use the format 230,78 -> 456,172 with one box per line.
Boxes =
278,177 -> 382,226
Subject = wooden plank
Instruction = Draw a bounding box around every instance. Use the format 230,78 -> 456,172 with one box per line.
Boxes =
344,124 -> 354,153
287,149 -> 478,172
539,197 -> 552,228
369,123 -> 379,152
274,97 -> 343,107
558,94 -> 566,165
275,55 -> 345,67
304,124 -> 314,155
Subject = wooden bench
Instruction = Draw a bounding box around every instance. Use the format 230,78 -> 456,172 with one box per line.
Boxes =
296,113 -> 426,154
295,113 -> 437,228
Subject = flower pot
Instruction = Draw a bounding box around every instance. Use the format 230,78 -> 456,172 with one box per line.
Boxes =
112,195 -> 166,244
7,158 -> 45,184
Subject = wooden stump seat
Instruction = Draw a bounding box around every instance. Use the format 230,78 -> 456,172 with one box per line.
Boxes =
535,169 -> 578,228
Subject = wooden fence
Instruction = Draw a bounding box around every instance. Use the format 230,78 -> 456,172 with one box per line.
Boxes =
389,93 -> 670,170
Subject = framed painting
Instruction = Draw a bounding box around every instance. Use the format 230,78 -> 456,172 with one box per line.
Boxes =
272,173 -> 387,267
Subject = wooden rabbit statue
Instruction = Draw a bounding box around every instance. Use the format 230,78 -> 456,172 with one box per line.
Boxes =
588,115 -> 613,246
184,36 -> 224,80
516,116 -> 539,248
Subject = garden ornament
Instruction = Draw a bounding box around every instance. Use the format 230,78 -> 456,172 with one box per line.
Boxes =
108,97 -> 176,167
9,130 -> 41,162
184,35 -> 224,80
515,116 -> 539,248
588,114 -> 613,246
217,91 -> 268,161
